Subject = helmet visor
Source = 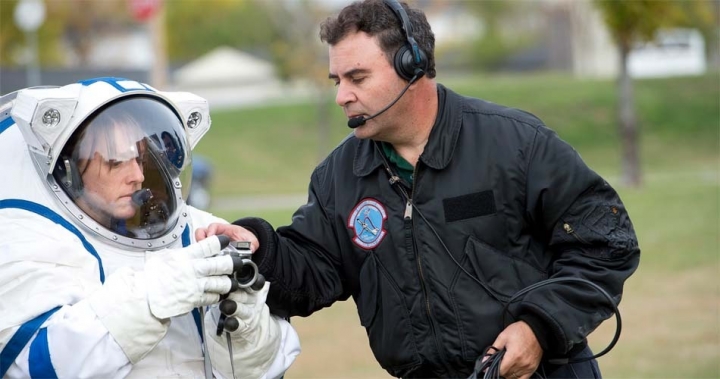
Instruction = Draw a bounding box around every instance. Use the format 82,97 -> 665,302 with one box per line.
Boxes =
54,96 -> 192,239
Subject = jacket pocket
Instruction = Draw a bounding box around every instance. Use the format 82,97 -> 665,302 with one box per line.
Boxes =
448,236 -> 548,361
356,253 -> 421,375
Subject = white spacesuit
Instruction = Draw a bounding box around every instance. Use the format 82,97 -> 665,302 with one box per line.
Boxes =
0,78 -> 300,378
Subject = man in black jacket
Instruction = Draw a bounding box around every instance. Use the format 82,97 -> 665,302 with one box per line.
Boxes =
198,0 -> 640,377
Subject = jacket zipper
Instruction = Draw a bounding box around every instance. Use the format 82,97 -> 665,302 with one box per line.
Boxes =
403,170 -> 448,367
401,192 -> 430,317
563,222 -> 590,244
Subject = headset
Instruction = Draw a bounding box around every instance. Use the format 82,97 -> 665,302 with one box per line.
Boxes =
383,0 -> 429,81
347,0 -> 430,128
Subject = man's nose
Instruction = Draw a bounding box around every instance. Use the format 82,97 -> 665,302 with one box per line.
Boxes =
335,82 -> 356,107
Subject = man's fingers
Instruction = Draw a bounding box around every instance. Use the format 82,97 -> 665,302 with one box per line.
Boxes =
206,223 -> 222,237
498,354 -> 514,379
212,223 -> 260,252
195,228 -> 208,241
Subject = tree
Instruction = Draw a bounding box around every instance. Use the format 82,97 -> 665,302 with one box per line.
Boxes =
256,0 -> 336,161
463,0 -> 529,71
1,0 -> 135,68
594,0 -> 715,187
165,0 -> 280,63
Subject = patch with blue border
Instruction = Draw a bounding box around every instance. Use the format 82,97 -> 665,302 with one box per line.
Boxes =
348,198 -> 387,250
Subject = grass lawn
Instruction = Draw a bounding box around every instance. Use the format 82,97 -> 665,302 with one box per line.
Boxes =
204,72 -> 719,378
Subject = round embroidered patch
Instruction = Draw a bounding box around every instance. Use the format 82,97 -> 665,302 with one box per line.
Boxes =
348,198 -> 387,250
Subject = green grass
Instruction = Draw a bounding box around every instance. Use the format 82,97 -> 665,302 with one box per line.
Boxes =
197,72 -> 720,378
443,72 -> 719,151
616,173 -> 719,272
194,99 -> 349,195
212,208 -> 296,228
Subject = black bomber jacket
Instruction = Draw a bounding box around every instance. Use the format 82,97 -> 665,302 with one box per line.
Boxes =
236,84 -> 640,378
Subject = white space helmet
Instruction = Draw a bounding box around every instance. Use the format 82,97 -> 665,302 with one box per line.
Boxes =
10,77 -> 211,249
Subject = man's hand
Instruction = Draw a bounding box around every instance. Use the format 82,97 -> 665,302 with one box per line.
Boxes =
196,223 -> 260,252
488,321 -> 543,379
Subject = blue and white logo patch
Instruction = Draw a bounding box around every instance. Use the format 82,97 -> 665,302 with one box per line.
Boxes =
348,198 -> 387,250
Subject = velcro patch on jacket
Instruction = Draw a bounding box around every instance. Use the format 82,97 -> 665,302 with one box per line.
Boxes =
443,190 -> 496,222
348,198 -> 388,249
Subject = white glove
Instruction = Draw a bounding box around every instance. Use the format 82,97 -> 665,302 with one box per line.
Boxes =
144,235 -> 235,319
88,236 -> 235,363
206,282 -> 281,379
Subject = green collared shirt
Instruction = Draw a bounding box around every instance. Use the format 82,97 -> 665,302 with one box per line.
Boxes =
380,141 -> 414,186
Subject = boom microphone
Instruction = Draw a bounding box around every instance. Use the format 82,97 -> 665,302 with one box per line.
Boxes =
347,74 -> 420,129
131,188 -> 152,207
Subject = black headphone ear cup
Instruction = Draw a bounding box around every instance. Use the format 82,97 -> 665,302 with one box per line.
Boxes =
394,44 -> 428,81
393,45 -> 413,81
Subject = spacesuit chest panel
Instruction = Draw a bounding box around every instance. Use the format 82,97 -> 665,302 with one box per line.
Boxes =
0,198 -> 106,282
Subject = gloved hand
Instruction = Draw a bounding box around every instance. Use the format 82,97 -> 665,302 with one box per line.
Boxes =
144,235 -> 236,319
88,236 -> 236,363
217,282 -> 268,335
205,282 -> 281,379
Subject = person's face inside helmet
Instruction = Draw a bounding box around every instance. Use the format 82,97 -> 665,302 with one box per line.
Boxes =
54,96 -> 191,240
76,121 -> 147,228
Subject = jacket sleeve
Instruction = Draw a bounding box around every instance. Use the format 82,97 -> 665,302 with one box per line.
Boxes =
518,127 -> 640,357
233,164 -> 345,319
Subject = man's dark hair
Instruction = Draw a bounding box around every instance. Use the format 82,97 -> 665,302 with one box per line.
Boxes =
319,0 -> 436,79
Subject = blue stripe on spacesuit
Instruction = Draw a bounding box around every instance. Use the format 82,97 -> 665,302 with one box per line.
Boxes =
0,117 -> 15,134
182,226 -> 191,247
77,77 -> 154,92
0,200 -> 203,372
0,201 -> 104,377
29,328 -> 58,379
0,199 -> 105,283
0,306 -> 60,377
0,123 -> 101,377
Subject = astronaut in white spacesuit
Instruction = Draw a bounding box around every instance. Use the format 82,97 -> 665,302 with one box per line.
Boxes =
0,77 -> 300,378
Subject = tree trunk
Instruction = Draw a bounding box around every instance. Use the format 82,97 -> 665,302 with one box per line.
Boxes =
617,43 -> 642,187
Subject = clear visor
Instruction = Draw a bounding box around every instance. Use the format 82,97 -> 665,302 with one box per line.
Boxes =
53,96 -> 192,239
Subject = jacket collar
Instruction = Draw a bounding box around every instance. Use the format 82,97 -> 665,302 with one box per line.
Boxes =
353,84 -> 463,177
